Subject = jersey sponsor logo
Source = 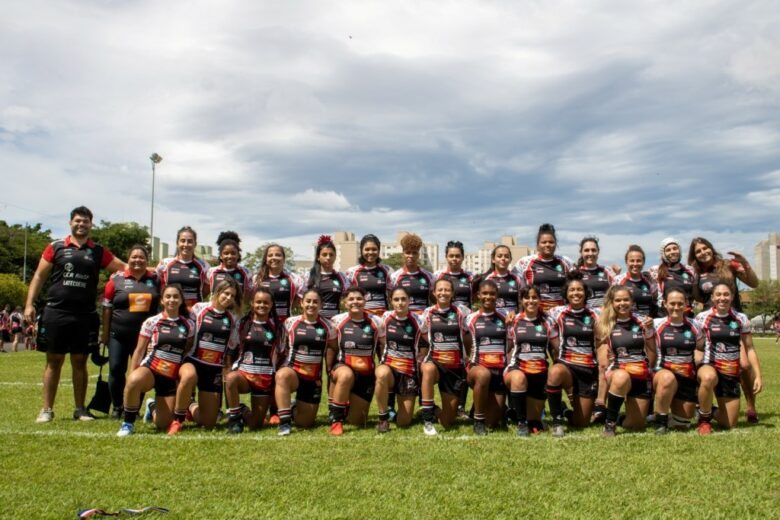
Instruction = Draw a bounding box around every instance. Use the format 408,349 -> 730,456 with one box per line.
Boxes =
128,293 -> 153,313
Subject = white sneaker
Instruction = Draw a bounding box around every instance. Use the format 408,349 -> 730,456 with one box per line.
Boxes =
116,422 -> 134,437
143,398 -> 155,423
423,421 -> 437,436
36,408 -> 54,423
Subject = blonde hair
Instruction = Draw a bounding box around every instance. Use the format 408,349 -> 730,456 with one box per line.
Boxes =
596,286 -> 633,342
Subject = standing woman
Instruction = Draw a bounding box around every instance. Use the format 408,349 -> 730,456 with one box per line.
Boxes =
9,306 -> 24,352
614,245 -> 659,317
274,289 -> 337,436
346,234 -> 394,316
545,271 -> 601,437
464,280 -> 508,434
389,234 -> 434,314
576,236 -> 616,310
375,287 -> 426,432
505,286 -> 559,436
306,235 -> 348,319
434,241 -> 474,309
695,282 -> 762,429
254,244 -> 304,328
419,278 -> 472,435
224,288 -> 279,433
327,287 -> 385,435
172,279 -> 241,433
157,226 -> 210,310
649,238 -> 697,317
208,231 -> 254,299
474,245 -> 523,314
595,286 -> 656,436
101,245 -> 161,418
514,223 -> 573,312
116,284 -> 194,436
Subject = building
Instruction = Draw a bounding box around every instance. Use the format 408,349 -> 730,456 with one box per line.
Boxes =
195,244 -> 216,263
462,235 -> 532,274
292,260 -> 314,279
754,233 -> 780,281
380,231 -> 440,271
150,236 -> 170,261
331,231 -> 359,272
330,231 -> 440,271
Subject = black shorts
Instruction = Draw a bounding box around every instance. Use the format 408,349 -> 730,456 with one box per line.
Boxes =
11,326 -> 23,335
715,374 -> 740,399
505,365 -> 548,401
37,308 -> 98,355
153,372 -> 177,398
627,377 -> 652,399
561,362 -> 598,398
188,358 -> 222,393
470,365 -> 506,394
387,366 -> 419,397
295,377 -> 322,405
673,374 -> 698,403
435,363 -> 466,397
352,372 -> 376,402
1,330 -> 9,342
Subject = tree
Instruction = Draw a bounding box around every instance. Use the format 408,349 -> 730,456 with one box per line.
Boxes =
0,274 -> 27,308
383,253 -> 404,270
0,221 -> 52,281
91,220 -> 150,261
745,280 -> 780,330
244,243 -> 296,273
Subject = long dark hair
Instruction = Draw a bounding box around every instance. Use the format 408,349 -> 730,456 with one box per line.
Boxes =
577,236 -> 599,267
358,234 -> 381,265
240,287 -> 279,340
162,283 -> 189,317
175,226 -> 198,257
472,245 -> 511,295
255,243 -> 286,284
308,235 -> 337,290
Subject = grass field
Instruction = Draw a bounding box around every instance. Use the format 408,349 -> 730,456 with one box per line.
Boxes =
1,340 -> 779,519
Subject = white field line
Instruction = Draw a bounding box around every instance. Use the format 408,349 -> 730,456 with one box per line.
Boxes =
0,375 -> 99,386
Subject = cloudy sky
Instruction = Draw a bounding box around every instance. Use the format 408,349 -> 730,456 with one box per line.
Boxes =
2,0 -> 779,267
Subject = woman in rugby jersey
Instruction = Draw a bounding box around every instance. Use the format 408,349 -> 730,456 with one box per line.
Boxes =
576,236 -> 617,309
514,223 -> 573,312
102,244 -> 160,418
345,234 -> 394,316
472,245 -> 523,314
224,288 -> 279,433
156,226 -> 210,310
651,288 -> 715,435
545,271 -> 601,437
695,282 -> 762,430
464,280 -> 508,435
375,287 -> 426,432
614,245 -> 659,317
389,233 -> 434,315
306,235 -> 348,319
434,240 -> 474,308
505,285 -> 559,436
649,238 -> 697,317
419,278 -> 472,435
274,289 -> 337,436
207,231 -> 254,299
116,284 -> 194,437
171,279 -> 241,433
254,244 -> 304,328
595,286 -> 656,437
327,287 -> 386,435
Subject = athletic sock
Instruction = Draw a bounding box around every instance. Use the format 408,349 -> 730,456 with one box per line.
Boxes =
387,392 -> 396,410
546,384 -> 563,424
509,391 -> 527,424
378,410 -> 390,421
123,406 -> 140,424
473,412 -> 486,423
227,406 -> 243,421
278,407 -> 292,425
173,409 -> 186,424
329,401 -> 347,424
606,392 -> 625,424
458,384 -> 468,408
656,413 -> 669,428
698,410 -> 712,424
421,399 -> 435,423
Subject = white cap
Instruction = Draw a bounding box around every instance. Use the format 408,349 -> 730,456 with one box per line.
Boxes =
659,237 -> 680,260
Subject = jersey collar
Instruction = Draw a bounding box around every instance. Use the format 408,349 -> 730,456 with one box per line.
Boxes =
64,235 -> 95,248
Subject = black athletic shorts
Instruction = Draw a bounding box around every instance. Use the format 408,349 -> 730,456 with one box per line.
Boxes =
434,363 -> 465,397
187,358 -> 222,393
351,372 -> 376,402
387,366 -> 419,397
37,308 -> 98,355
504,365 -> 548,401
295,376 -> 322,405
715,374 -> 740,399
627,377 -> 652,399
153,372 -> 177,398
561,362 -> 598,398
674,374 -> 698,403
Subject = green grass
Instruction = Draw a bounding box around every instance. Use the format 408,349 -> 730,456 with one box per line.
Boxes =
1,341 -> 779,519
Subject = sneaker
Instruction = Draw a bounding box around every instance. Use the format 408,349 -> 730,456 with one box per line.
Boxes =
473,421 -> 487,436
655,424 -> 669,436
388,408 -> 397,423
669,415 -> 691,430
268,414 -> 280,426
329,421 -> 344,436
227,419 -> 244,434
646,412 -> 656,424
697,422 -> 713,436
602,421 -> 617,437
110,407 -> 123,420
423,421 -> 438,436
457,405 -> 470,420
116,422 -> 134,437
143,398 -> 155,423
551,424 -> 565,438
73,408 -> 96,421
530,424 -> 544,435
166,420 -> 183,436
746,409 -> 759,424
278,423 -> 292,436
591,405 -> 606,425
376,419 -> 390,433
36,408 -> 54,423
516,422 -> 530,437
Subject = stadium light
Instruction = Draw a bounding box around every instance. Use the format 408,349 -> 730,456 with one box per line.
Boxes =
149,153 -> 163,255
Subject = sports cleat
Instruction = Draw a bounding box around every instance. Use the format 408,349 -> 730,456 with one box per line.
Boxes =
278,423 -> 292,436
551,424 -> 565,438
516,423 -> 530,437
590,404 -> 606,425
329,421 -> 344,436
376,419 -> 390,433
473,421 -> 487,436
697,422 -> 713,436
166,420 -> 183,436
655,424 -> 669,436
457,405 -> 470,420
227,419 -> 244,434
268,414 -> 280,426
423,421 -> 438,436
602,421 -> 617,437
116,422 -> 134,437
746,410 -> 759,424
143,398 -> 155,423
73,407 -> 96,421
388,408 -> 397,423
110,407 -> 123,420
36,408 -> 54,423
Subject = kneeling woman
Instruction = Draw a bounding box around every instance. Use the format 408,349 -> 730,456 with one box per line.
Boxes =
375,287 -> 426,432
545,271 -> 601,437
173,279 -> 241,432
328,287 -> 386,435
595,286 -> 656,437
695,282 -> 762,429
224,288 -> 279,433
652,288 -> 712,435
274,289 -> 336,436
505,286 -> 559,436
465,280 -> 508,435
117,285 -> 194,436
419,278 -> 472,435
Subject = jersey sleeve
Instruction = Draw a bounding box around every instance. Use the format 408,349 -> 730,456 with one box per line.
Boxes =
560,255 -> 575,272
102,276 -> 117,307
290,271 -> 305,299
544,315 -> 560,339
41,243 -> 55,262
371,314 -> 386,341
241,266 -> 255,293
512,255 -> 532,277
139,316 -> 157,338
324,318 -> 337,341
737,312 -> 752,334
227,312 -> 241,352
100,248 -> 115,268
184,318 -> 196,338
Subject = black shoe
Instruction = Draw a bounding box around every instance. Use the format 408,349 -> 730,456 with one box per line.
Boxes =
591,404 -> 607,424
602,421 -> 617,437
473,421 -> 487,436
227,418 -> 244,434
655,424 -> 668,436
110,408 -> 123,420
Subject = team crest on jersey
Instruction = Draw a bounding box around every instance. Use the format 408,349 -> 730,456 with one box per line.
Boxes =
333,280 -> 341,287
715,342 -> 726,353
419,277 -> 428,285
640,284 -> 648,293
146,280 -> 154,286
555,265 -> 563,272
460,277 -> 468,283
233,273 -> 241,280
598,271 -> 605,278
178,325 -> 186,334
583,316 -> 592,325
377,271 -> 385,279
190,267 -> 198,275
222,317 -> 230,326
363,325 -> 373,334
535,324 -> 543,332
682,273 -> 689,280
280,279 -> 289,287
315,327 -> 325,336
447,311 -> 456,320
632,325 -> 640,333
683,330 -> 692,338
508,280 -> 516,287
728,321 -> 738,330
404,324 -> 413,334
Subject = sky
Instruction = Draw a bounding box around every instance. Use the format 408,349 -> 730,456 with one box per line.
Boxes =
1,0 -> 779,267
